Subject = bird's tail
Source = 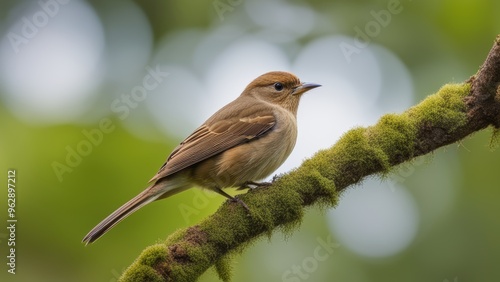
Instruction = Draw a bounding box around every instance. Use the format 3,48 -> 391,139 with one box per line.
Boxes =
82,179 -> 188,245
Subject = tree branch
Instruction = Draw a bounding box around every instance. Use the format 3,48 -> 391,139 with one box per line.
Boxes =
119,35 -> 500,282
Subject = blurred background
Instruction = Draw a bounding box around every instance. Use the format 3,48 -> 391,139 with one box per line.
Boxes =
0,0 -> 499,281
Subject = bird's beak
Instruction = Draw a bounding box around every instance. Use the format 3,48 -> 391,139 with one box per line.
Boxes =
292,82 -> 321,95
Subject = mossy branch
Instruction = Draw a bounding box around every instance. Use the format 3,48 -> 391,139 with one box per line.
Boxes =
119,35 -> 500,282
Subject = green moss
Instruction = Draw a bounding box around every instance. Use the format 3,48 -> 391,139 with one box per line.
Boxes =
214,254 -> 233,282
263,178 -> 304,221
164,228 -> 188,245
304,127 -> 392,186
138,244 -> 168,266
119,264 -> 164,282
407,83 -> 470,131
368,113 -> 417,161
120,244 -> 171,281
203,209 -> 249,248
292,168 -> 337,206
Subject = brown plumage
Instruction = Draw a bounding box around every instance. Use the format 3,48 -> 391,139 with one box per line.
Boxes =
82,71 -> 320,244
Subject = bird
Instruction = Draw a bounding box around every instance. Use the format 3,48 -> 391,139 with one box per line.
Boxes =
82,71 -> 321,244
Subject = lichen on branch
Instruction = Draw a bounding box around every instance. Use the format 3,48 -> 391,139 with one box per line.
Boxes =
119,35 -> 500,282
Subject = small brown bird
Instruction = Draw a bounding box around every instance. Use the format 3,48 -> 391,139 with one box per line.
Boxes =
82,71 -> 320,244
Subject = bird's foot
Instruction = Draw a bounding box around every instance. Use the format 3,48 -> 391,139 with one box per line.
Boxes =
231,197 -> 250,211
213,187 -> 251,212
237,181 -> 272,191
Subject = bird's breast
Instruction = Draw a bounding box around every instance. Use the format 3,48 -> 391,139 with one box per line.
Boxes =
212,108 -> 298,187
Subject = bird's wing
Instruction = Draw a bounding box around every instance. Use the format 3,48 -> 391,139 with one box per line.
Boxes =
149,104 -> 276,182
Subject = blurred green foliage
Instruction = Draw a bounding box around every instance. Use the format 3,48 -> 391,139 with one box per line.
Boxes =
1,0 -> 499,281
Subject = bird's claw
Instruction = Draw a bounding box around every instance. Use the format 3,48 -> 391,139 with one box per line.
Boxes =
231,197 -> 250,211
237,181 -> 272,191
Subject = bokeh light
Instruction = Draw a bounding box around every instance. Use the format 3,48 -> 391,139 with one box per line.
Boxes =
327,179 -> 419,258
0,0 -> 104,123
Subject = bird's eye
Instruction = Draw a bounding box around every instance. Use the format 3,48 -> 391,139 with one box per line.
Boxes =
274,82 -> 284,91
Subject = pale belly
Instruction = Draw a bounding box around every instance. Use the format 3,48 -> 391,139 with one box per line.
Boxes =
212,110 -> 297,187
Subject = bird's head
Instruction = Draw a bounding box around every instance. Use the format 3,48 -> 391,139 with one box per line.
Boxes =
242,71 -> 321,115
